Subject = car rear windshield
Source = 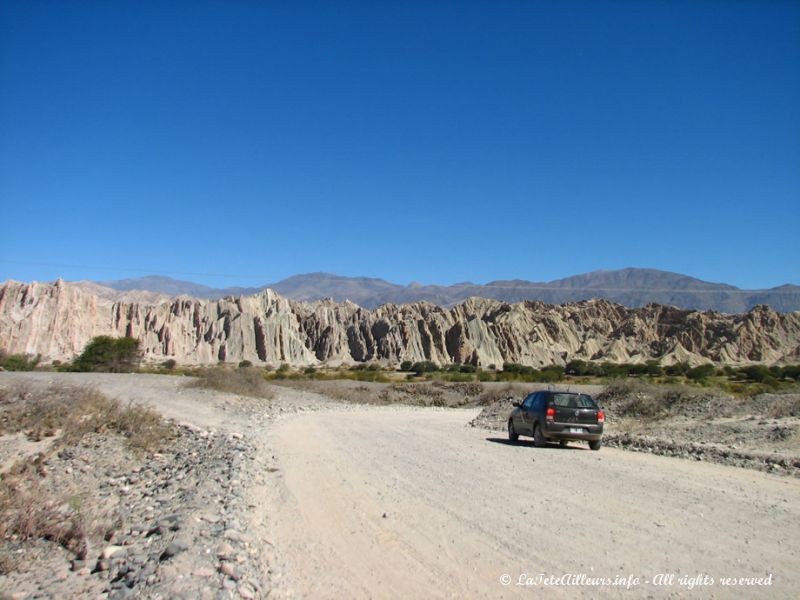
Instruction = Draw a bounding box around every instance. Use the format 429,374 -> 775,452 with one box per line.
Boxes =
551,393 -> 597,409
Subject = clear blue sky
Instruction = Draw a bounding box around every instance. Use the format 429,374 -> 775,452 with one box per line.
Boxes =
1,0 -> 798,289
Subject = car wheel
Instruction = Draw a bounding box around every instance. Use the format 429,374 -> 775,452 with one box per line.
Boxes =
559,439 -> 568,448
589,439 -> 602,451
533,423 -> 547,448
508,420 -> 519,442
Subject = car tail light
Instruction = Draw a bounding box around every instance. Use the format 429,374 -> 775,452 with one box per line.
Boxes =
546,407 -> 555,421
597,410 -> 605,423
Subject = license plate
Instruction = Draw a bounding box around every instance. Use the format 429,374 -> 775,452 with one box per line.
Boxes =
569,427 -> 584,433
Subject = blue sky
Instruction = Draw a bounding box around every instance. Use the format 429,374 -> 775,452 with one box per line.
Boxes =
1,0 -> 798,289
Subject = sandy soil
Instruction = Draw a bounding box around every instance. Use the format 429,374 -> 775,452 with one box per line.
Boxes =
261,407 -> 799,599
2,372 -> 799,599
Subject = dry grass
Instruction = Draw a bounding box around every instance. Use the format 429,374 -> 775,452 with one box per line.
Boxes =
0,382 -> 170,566
273,379 -> 488,407
596,380 -> 680,419
768,395 -> 800,418
0,383 -> 174,453
0,475 -> 89,562
475,383 -> 530,406
187,367 -> 275,399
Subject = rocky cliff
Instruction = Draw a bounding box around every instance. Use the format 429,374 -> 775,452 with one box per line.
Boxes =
1,280 -> 799,366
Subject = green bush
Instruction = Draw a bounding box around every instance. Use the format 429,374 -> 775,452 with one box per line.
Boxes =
737,365 -> 774,383
781,365 -> 800,381
238,360 -> 253,368
1,353 -> 40,371
565,360 -> 587,376
686,364 -> 716,381
411,361 -> 439,375
71,336 -> 141,373
665,362 -> 691,376
399,361 -> 413,372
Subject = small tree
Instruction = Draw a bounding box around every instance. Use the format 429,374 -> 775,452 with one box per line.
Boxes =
73,336 -> 141,372
411,361 -> 438,375
686,363 -> 715,381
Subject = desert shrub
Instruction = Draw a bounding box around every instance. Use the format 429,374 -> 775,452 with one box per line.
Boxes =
399,361 -> 413,372
686,364 -> 716,381
0,383 -> 174,452
162,358 -> 177,369
596,380 -> 726,419
496,363 -> 564,382
0,473 -> 88,558
502,362 -> 532,375
477,369 -> 498,382
737,365 -> 776,384
71,336 -> 141,373
595,380 -> 667,418
0,383 -> 173,561
0,353 -> 40,371
238,360 -> 253,368
427,371 -> 477,382
344,370 -> 390,382
411,361 -> 439,375
476,383 -> 523,406
767,395 -> 800,418
188,367 -> 275,399
645,360 -> 664,377
565,359 -> 588,376
665,362 -> 691,376
781,365 -> 800,381
534,366 -> 565,382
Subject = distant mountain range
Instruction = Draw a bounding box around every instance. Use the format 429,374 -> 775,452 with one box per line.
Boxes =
91,269 -> 800,313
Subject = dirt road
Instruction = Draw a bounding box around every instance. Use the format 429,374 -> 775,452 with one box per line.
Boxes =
3,373 -> 798,598
262,409 -> 799,599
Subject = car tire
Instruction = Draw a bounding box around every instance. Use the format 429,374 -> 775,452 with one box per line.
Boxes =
559,439 -> 568,448
533,423 -> 547,448
508,420 -> 519,442
589,439 -> 602,451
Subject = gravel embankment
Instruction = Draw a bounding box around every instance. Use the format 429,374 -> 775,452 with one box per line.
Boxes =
1,423 -> 264,599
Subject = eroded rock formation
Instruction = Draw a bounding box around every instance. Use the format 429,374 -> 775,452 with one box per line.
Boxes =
1,280 -> 798,366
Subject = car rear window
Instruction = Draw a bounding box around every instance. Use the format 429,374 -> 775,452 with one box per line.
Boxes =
551,393 -> 597,409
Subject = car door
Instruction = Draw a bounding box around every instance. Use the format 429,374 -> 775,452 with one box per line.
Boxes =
519,392 -> 538,435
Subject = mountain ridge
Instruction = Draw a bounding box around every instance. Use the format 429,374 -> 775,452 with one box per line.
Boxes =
2,280 -> 799,367
82,268 -> 800,313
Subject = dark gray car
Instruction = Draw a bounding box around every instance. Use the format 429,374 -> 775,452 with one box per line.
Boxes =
508,390 -> 604,450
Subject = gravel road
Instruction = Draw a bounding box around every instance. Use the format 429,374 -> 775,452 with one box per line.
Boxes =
2,372 -> 798,599
261,408 -> 799,599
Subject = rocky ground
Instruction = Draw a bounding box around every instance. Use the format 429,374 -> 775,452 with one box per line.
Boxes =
0,373 -> 342,600
2,427 -> 263,600
2,372 -> 799,599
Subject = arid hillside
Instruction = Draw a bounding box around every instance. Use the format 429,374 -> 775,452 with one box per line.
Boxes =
1,279 -> 798,367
